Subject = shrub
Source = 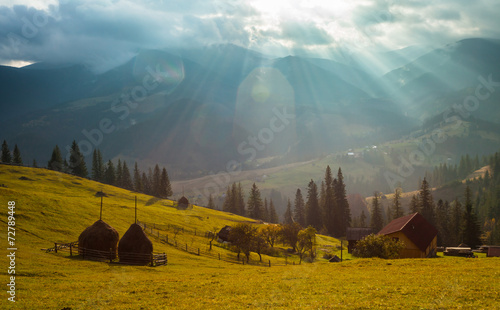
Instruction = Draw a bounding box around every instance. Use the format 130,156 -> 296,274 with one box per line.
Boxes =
353,234 -> 405,259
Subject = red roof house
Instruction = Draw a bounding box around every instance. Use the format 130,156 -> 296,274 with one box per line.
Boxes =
378,213 -> 438,258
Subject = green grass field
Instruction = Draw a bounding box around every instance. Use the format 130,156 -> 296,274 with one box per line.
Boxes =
1,165 -> 499,309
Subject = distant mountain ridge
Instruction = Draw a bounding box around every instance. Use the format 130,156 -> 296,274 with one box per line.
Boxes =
1,38 -> 499,179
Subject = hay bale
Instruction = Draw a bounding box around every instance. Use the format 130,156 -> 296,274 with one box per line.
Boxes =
118,223 -> 153,265
78,220 -> 119,260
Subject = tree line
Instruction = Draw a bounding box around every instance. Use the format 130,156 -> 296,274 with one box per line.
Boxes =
2,140 -> 173,199
366,178 -> 485,248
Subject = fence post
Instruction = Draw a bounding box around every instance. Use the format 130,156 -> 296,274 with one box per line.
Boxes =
269,260 -> 271,267
218,253 -> 221,260
186,244 -> 188,252
70,243 -> 73,256
54,243 -> 57,253
151,253 -> 154,267
109,248 -> 113,263
166,235 -> 168,243
198,248 -> 200,256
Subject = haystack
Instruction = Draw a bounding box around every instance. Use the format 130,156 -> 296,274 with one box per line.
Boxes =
78,220 -> 119,260
177,196 -> 189,210
118,223 -> 153,265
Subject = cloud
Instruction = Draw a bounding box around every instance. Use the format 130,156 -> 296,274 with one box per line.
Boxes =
0,0 -> 499,70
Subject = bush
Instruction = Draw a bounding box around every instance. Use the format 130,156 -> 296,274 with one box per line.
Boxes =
353,234 -> 405,259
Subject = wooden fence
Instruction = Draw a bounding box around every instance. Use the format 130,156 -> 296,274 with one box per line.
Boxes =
44,241 -> 167,266
137,221 -> 290,267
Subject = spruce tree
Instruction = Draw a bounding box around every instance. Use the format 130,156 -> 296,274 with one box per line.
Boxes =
207,194 -> 216,209
141,172 -> 151,195
159,167 -> 173,198
409,194 -> 420,214
335,167 -> 351,236
262,198 -> 270,222
419,178 -> 435,226
32,159 -> 38,168
462,185 -> 482,248
116,159 -> 123,188
152,164 -> 161,197
360,210 -> 367,227
104,160 -> 116,185
12,145 -> 22,165
121,161 -> 133,190
1,140 -> 11,164
247,183 -> 263,220
284,199 -> 294,225
91,149 -> 103,181
48,145 -> 63,171
370,192 -> 384,232
392,187 -> 404,219
294,188 -> 306,227
237,183 -> 246,216
323,166 -> 336,236
69,141 -> 87,178
269,199 -> 279,223
306,179 -> 322,230
222,186 -> 232,212
133,162 -> 143,193
231,183 -> 239,214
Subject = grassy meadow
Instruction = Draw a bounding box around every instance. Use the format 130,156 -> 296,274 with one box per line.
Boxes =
0,165 -> 499,309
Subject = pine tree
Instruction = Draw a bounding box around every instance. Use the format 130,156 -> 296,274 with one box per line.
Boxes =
262,198 -> 269,222
104,160 -> 116,185
207,194 -> 216,209
116,159 -> 123,188
323,166 -> 337,236
237,183 -> 246,216
419,178 -> 435,226
409,194 -> 420,214
247,183 -> 263,220
283,199 -> 294,225
69,140 -> 87,178
335,167 -> 351,236
152,164 -> 161,197
12,145 -> 22,165
48,145 -> 63,171
230,183 -> 239,215
121,161 -> 133,190
435,199 -> 450,246
1,140 -> 11,164
306,179 -> 322,230
294,188 -> 306,227
392,187 -> 404,219
159,167 -> 173,198
32,159 -> 38,168
269,199 -> 279,223
133,162 -> 143,192
370,192 -> 384,232
360,210 -> 367,227
450,200 -> 463,246
222,186 -> 232,212
141,172 -> 151,195
462,185 -> 482,248
91,149 -> 104,181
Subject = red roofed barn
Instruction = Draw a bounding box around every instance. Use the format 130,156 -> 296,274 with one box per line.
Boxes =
378,213 -> 438,258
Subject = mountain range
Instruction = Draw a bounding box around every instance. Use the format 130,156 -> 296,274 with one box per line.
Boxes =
1,38 -> 499,180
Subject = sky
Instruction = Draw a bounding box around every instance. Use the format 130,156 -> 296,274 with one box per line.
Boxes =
0,0 -> 499,70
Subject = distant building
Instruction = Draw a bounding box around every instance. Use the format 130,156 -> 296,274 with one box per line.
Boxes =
346,227 -> 373,254
177,196 -> 189,210
378,213 -> 438,258
487,246 -> 500,257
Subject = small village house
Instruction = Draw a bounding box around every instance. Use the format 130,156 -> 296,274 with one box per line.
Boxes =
378,213 -> 438,258
346,227 -> 373,254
